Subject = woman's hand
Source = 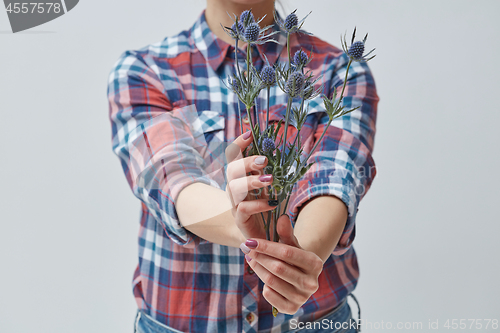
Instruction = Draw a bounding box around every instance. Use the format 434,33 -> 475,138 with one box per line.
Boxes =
240,214 -> 324,315
225,131 -> 277,240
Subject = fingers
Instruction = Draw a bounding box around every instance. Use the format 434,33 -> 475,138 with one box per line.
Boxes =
226,155 -> 268,182
248,259 -> 312,314
227,174 -> 273,199
233,199 -> 276,240
248,251 -> 307,290
225,131 -> 253,163
234,199 -> 278,223
276,214 -> 301,248
243,239 -> 323,273
261,285 -> 297,315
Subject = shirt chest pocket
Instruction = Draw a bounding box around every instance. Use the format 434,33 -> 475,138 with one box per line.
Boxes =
196,110 -> 226,144
172,99 -> 226,143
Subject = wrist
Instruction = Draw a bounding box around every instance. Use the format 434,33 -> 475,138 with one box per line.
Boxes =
294,195 -> 348,262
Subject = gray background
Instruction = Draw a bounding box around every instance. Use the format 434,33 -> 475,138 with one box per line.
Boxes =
1,0 -> 499,332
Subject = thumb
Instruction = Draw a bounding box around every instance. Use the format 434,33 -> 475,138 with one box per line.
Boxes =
276,214 -> 301,248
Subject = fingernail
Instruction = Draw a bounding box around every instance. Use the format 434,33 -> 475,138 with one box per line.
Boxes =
259,174 -> 272,182
243,131 -> 252,140
245,254 -> 252,262
245,239 -> 258,249
240,243 -> 251,254
268,200 -> 279,206
254,156 -> 266,165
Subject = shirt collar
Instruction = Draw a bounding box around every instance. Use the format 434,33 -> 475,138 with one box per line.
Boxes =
191,10 -> 287,72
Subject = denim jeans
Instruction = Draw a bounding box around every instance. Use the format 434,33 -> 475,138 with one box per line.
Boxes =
288,294 -> 360,333
134,293 -> 360,333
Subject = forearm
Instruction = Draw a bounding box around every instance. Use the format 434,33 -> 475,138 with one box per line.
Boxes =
175,182 -> 246,248
293,195 -> 348,262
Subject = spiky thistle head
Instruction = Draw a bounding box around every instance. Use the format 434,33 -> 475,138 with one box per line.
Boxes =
261,137 -> 276,154
223,11 -> 280,45
230,21 -> 245,39
231,76 -> 242,94
341,27 -> 376,62
260,64 -> 276,87
293,49 -> 308,68
284,13 -> 298,31
240,10 -> 255,27
348,41 -> 365,60
284,71 -> 305,97
244,22 -> 260,42
274,9 -> 311,34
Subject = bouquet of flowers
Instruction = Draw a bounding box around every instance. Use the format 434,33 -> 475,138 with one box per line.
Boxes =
222,9 -> 375,316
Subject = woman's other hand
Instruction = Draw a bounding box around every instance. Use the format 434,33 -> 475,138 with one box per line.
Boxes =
225,131 -> 277,240
240,215 -> 324,314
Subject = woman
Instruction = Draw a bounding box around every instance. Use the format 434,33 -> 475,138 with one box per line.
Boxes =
107,0 -> 378,332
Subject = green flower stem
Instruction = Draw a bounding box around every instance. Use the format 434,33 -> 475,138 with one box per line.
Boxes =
336,58 -> 353,110
265,87 -> 270,132
299,116 -> 331,171
274,201 -> 280,242
280,97 -> 293,164
245,102 -> 261,156
282,183 -> 294,214
254,97 -> 261,135
266,210 -> 271,241
290,127 -> 301,153
235,39 -> 244,136
246,43 -> 252,85
287,33 -> 291,70
287,98 -> 305,151
243,42 -> 262,155
235,40 -> 243,79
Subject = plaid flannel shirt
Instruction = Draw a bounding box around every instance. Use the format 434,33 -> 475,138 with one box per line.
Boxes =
107,10 -> 378,333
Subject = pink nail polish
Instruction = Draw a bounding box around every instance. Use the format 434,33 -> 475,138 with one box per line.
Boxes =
259,174 -> 272,182
245,254 -> 252,262
243,131 -> 252,140
245,239 -> 258,249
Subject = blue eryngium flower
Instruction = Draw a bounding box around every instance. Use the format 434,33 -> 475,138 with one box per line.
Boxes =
284,13 -> 298,31
293,49 -> 308,67
341,27 -> 376,62
260,65 -> 276,87
285,71 -> 305,97
240,10 -> 255,26
274,9 -> 311,34
261,137 -> 276,154
348,41 -> 364,60
223,11 -> 279,44
230,22 -> 244,38
231,77 -> 242,94
244,22 -> 260,42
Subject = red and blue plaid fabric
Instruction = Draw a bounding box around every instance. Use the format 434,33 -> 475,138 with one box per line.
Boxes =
108,10 -> 378,333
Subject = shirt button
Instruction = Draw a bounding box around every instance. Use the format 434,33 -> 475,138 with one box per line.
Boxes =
246,312 -> 255,323
243,116 -> 250,124
247,265 -> 254,275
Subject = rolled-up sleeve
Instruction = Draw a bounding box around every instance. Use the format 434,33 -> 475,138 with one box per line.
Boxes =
288,53 -> 379,255
107,50 -> 221,246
